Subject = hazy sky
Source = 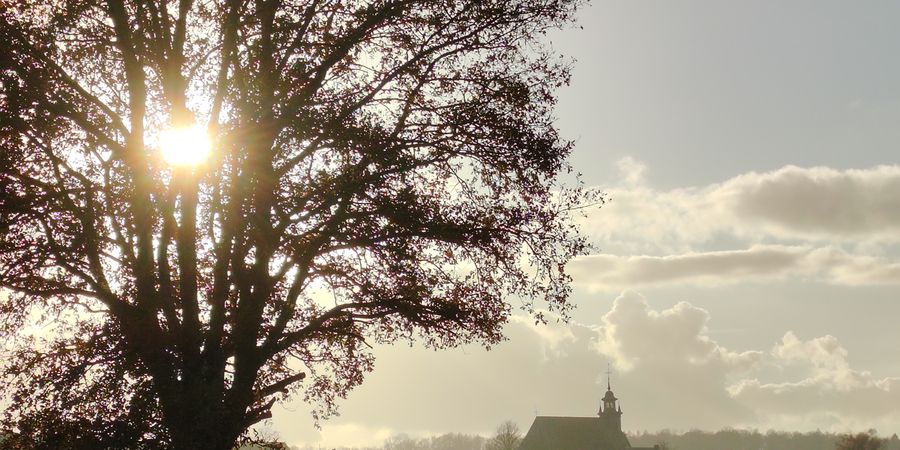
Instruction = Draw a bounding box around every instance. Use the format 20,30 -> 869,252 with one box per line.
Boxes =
273,1 -> 900,446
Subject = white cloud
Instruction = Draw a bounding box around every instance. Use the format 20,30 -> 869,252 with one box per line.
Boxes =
730,332 -> 900,431
580,183 -> 719,255
720,165 -> 900,238
596,292 -> 900,432
597,291 -> 762,371
581,163 -> 900,256
569,245 -> 900,290
571,246 -> 808,288
615,156 -> 647,186
512,315 -> 579,361
772,331 -> 850,375
592,291 -> 762,429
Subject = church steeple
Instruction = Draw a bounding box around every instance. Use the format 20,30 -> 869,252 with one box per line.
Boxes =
599,363 -> 623,431
600,364 -> 618,413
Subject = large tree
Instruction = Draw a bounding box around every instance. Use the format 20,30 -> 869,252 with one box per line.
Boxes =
485,421 -> 522,450
0,0 -> 592,448
837,432 -> 886,450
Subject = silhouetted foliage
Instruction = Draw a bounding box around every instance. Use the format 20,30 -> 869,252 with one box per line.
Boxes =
0,1 -> 593,449
179,428 -> 900,450
240,425 -> 290,450
427,433 -> 489,450
836,431 -> 886,450
0,414 -> 163,450
629,429 -> 900,450
485,421 -> 521,450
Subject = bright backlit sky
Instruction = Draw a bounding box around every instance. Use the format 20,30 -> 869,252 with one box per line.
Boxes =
274,1 -> 900,446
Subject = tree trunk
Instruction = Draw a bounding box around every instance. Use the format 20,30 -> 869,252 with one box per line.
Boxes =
167,411 -> 244,450
162,385 -> 246,450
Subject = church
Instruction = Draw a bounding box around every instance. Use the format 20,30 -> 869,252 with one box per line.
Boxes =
518,376 -> 658,450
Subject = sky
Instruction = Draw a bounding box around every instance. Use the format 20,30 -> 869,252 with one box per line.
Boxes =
272,1 -> 900,446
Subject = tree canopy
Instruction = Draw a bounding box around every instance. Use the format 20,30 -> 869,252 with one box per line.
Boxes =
837,432 -> 886,450
485,421 -> 522,450
0,0 -> 591,448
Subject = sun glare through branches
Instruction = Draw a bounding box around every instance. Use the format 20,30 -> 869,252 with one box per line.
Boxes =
158,124 -> 212,166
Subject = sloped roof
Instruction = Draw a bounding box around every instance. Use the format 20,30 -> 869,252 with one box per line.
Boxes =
518,416 -> 631,450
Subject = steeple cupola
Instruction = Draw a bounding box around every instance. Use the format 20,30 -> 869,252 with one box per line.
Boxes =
598,364 -> 623,431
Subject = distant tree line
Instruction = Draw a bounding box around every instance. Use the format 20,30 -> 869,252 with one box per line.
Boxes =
629,428 -> 900,450
241,425 -> 900,450
257,421 -> 519,450
9,425 -> 898,450
286,432 -> 487,450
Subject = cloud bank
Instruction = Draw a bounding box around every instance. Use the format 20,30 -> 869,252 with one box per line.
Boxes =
731,330 -> 900,430
723,165 -> 900,238
582,164 -> 900,251
274,291 -> 900,447
573,163 -> 900,289
570,245 -> 900,289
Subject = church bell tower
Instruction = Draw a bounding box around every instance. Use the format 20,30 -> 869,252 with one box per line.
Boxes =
598,364 -> 623,431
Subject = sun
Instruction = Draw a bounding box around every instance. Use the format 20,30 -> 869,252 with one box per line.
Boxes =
158,124 -> 212,166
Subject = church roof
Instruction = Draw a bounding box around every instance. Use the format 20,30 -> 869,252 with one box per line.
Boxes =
518,416 -> 631,450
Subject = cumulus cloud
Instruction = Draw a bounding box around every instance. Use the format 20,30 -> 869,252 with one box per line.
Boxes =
569,246 -> 900,289
597,291 -> 762,371
593,292 -> 762,429
598,293 -> 900,432
273,291 -> 900,447
773,331 -> 850,374
721,165 -> 900,238
581,162 -> 900,255
731,331 -> 900,430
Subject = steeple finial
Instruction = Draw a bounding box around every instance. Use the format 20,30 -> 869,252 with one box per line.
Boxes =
606,362 -> 612,391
